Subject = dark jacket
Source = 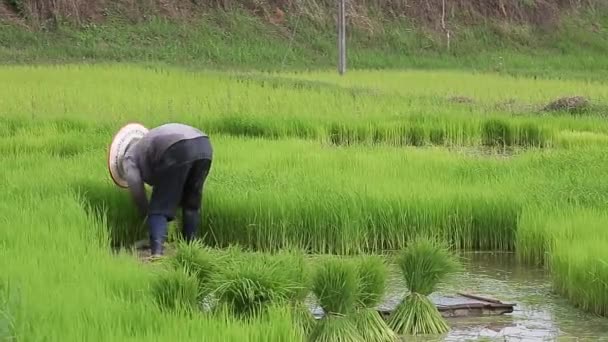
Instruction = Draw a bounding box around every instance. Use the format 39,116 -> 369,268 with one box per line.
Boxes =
122,123 -> 210,215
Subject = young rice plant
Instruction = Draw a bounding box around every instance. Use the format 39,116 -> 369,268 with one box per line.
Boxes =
387,236 -> 460,335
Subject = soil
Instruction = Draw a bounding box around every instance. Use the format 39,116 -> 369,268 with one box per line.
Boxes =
448,96 -> 475,104
542,96 -> 590,114
133,239 -> 177,263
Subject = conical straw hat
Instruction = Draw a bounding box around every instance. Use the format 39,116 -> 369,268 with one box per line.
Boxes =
107,122 -> 148,188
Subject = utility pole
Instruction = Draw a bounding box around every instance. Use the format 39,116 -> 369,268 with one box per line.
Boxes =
337,0 -> 346,75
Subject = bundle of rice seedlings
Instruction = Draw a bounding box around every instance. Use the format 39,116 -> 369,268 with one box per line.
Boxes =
387,236 -> 460,336
150,265 -> 200,313
211,250 -> 299,319
168,240 -> 223,300
354,255 -> 397,342
275,249 -> 315,335
310,257 -> 364,342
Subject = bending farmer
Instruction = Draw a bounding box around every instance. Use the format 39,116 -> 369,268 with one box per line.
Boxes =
109,122 -> 213,257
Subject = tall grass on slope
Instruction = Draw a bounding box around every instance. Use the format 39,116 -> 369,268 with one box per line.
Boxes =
353,255 -> 397,342
310,257 -> 364,342
387,236 -> 460,335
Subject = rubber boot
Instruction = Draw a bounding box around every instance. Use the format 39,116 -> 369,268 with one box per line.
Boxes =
182,209 -> 200,242
147,214 -> 168,256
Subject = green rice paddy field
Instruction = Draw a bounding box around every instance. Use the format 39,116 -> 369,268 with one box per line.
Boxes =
1,64 -> 608,341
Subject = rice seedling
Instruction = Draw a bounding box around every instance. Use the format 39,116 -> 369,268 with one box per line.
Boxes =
387,236 -> 460,336
73,180 -> 147,247
353,255 -> 397,342
0,280 -> 16,342
271,249 -> 315,335
4,65 -> 608,150
150,264 -> 201,314
482,118 -> 514,148
310,257 -> 364,342
211,249 -> 302,319
3,64 -> 608,341
168,240 -> 222,300
550,237 -> 608,316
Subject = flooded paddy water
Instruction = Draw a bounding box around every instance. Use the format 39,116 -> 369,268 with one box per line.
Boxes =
391,252 -> 608,341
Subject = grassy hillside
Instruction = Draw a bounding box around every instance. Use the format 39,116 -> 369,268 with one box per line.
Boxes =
1,1 -> 608,79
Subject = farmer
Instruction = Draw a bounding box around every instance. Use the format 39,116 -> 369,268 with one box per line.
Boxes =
119,123 -> 213,257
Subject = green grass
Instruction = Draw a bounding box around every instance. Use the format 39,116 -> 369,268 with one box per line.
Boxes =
2,64 -> 608,150
1,5 -> 608,81
1,63 -> 608,341
516,205 -> 608,316
0,177 -> 305,341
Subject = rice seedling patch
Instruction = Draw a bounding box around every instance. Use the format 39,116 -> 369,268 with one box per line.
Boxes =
72,181 -> 147,248
0,281 -> 17,342
482,119 -> 515,148
3,64 -> 608,340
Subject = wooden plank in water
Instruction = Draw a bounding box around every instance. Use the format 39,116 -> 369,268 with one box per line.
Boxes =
312,292 -> 515,320
379,292 -> 515,319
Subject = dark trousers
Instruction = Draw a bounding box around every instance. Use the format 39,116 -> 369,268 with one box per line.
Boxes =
147,137 -> 212,255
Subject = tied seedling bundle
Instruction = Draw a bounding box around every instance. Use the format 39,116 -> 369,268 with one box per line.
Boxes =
273,249 -> 315,336
211,248 -> 304,319
168,240 -> 223,302
310,257 -> 364,342
150,264 -> 201,314
387,236 -> 460,336
354,255 -> 398,342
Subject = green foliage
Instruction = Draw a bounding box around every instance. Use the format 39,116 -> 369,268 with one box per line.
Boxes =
429,128 -> 446,145
1,4 -> 608,82
482,119 -> 514,147
3,63 -> 608,342
352,255 -> 397,341
150,265 -> 201,313
168,240 -> 220,299
0,280 -> 16,341
396,236 -> 460,296
388,236 -> 460,335
406,125 -> 426,147
517,121 -> 547,147
516,206 -> 608,316
312,257 -> 359,315
212,251 -> 303,318
355,255 -> 388,309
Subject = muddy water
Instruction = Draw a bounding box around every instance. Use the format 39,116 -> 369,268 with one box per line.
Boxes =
385,252 -> 608,341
